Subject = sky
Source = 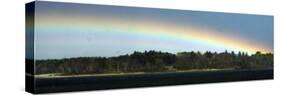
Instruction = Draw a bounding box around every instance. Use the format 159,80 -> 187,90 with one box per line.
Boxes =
30,1 -> 273,59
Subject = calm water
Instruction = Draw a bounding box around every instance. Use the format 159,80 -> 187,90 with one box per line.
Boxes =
31,69 -> 273,93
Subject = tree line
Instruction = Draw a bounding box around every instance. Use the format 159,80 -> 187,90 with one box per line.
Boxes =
33,50 -> 273,75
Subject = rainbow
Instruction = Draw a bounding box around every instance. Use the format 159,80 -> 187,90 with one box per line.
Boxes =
33,14 -> 272,54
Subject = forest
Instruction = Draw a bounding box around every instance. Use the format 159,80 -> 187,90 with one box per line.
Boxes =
33,50 -> 273,75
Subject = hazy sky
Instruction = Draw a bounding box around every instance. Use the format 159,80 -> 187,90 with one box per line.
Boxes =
31,1 -> 273,59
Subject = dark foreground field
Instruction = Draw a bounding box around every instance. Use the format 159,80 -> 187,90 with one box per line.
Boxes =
29,69 -> 273,93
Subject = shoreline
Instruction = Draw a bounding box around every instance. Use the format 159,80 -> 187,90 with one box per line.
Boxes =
32,68 -> 246,79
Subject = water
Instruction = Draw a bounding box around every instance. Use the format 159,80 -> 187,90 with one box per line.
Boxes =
31,69 -> 273,93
